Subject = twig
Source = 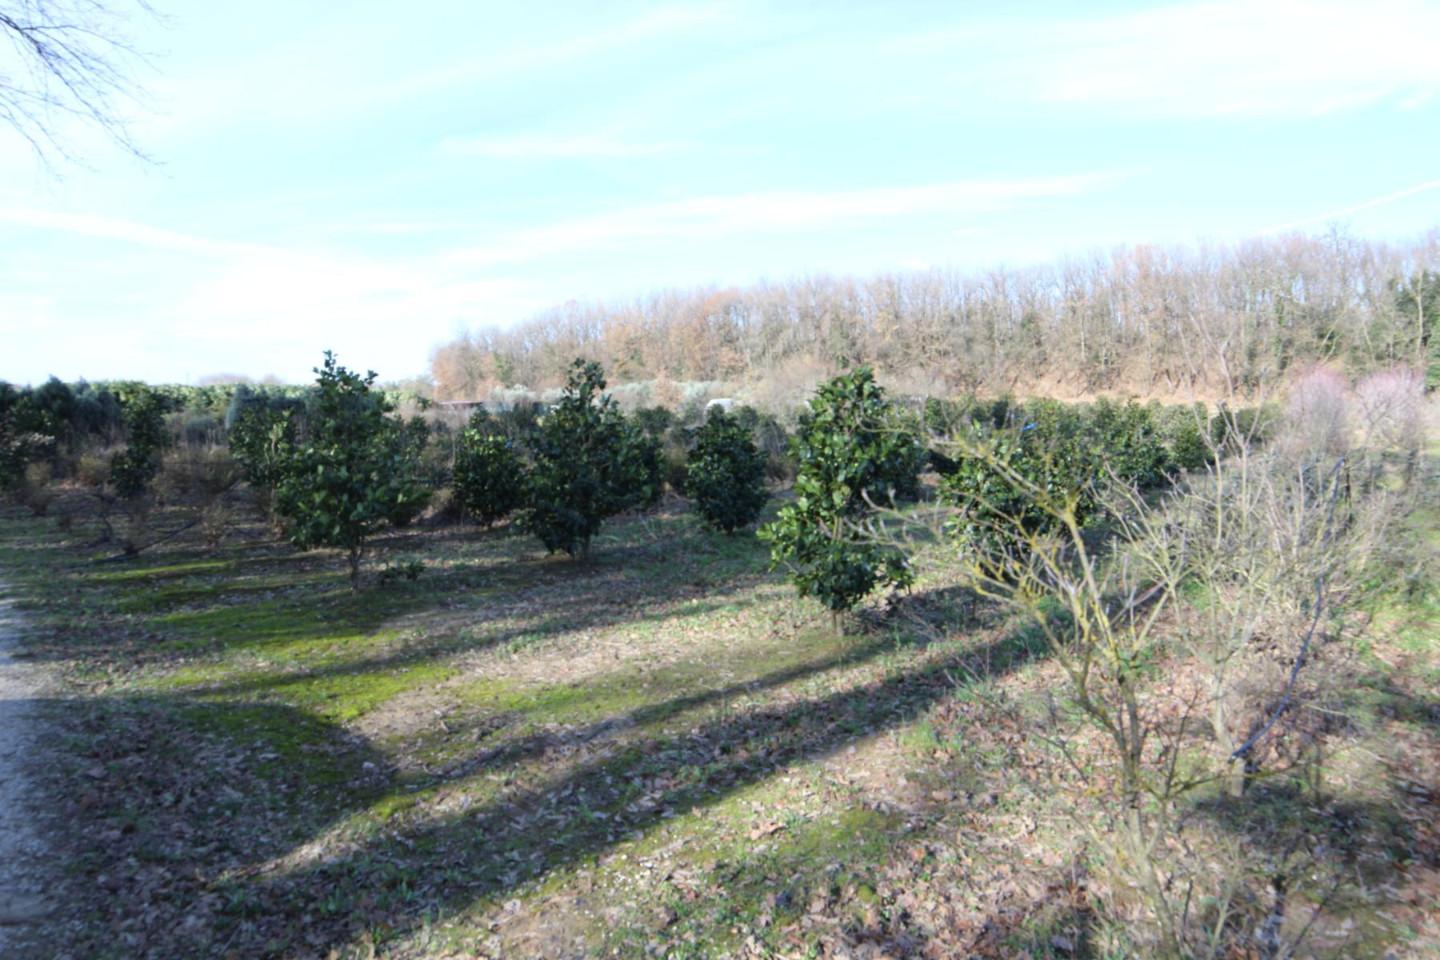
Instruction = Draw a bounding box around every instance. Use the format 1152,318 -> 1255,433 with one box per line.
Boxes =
92,516 -> 200,563
1230,458 -> 1346,760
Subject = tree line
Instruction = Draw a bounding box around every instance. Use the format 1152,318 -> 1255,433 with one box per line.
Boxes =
432,231 -> 1439,404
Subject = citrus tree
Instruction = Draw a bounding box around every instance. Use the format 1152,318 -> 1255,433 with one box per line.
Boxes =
453,410 -> 527,527
522,359 -> 660,558
760,367 -> 924,618
228,402 -> 297,527
685,407 -> 768,533
109,382 -> 168,498
273,352 -> 429,589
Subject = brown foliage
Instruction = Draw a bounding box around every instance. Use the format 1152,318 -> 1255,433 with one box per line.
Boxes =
431,231 -> 1440,403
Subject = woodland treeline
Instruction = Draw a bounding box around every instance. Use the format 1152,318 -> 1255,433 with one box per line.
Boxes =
431,231 -> 1440,403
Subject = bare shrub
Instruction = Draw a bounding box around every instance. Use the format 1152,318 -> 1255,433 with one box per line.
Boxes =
424,485 -> 465,526
18,461 -> 55,516
651,374 -> 682,410
1354,365 -> 1424,455
170,411 -> 224,448
1281,365 -> 1350,461
1165,452 -> 1362,792
73,450 -> 110,488
155,445 -> 239,504
199,499 -> 232,548
145,445 -> 243,550
868,406 -> 1414,957
741,354 -> 832,417
111,495 -> 152,555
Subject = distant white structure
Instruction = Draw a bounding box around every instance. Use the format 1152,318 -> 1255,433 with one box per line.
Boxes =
706,397 -> 738,413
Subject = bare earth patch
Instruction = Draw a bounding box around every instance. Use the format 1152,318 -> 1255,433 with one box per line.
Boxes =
0,585 -> 54,950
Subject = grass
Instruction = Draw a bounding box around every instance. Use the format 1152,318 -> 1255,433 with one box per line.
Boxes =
1,482 -> 1438,959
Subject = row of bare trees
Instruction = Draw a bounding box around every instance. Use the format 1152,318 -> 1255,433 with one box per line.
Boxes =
433,230 -> 1439,404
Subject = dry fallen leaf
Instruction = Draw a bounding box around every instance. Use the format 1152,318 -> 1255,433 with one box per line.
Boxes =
749,819 -> 785,840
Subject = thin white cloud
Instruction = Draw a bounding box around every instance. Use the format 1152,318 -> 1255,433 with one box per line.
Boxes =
0,205 -> 542,379
897,0 -> 1440,118
451,172 -> 1123,264
386,4 -> 731,103
137,4 -> 732,136
0,207 -> 260,257
440,133 -> 687,159
1261,178 -> 1440,234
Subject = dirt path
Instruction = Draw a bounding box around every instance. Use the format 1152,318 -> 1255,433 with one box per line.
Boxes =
0,584 -> 53,951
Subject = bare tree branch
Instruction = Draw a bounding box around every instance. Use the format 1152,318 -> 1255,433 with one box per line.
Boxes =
0,0 -> 159,166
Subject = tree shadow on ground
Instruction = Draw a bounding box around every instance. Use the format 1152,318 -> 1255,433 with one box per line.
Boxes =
8,513 -> 778,671
192,619 -> 1052,957
27,694 -> 392,960
28,599 -> 974,957
1195,777 -> 1439,879
1348,673 -> 1440,735
424,629 -> 910,782
1188,772 -> 1440,958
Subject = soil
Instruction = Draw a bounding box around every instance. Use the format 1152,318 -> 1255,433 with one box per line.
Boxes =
0,584 -> 54,952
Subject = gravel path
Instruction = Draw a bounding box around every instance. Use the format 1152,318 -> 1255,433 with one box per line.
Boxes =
0,585 -> 52,951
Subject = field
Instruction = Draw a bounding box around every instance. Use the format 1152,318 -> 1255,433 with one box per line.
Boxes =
2,467 -> 1438,959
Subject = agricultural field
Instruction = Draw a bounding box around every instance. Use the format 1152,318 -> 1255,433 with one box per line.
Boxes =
7,4 -> 1440,957
1,418 -> 1437,958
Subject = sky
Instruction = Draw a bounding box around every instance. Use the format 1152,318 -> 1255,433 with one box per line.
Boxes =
3,0 -> 1440,386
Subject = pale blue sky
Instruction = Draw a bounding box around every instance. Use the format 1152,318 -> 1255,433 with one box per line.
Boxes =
4,0 -> 1439,385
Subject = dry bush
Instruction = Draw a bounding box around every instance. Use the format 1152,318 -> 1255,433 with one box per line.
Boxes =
72,450 -> 110,488
170,411 -> 224,448
147,445 -> 243,550
868,394 -> 1419,957
199,499 -> 232,547
741,354 -> 833,418
651,374 -> 682,410
17,461 -> 55,516
105,495 -> 152,555
1354,365 -> 1424,455
1165,453 -> 1360,791
423,485 -> 465,526
1281,365 -> 1350,461
154,445 -> 239,504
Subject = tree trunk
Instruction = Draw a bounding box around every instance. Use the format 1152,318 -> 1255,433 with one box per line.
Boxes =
1213,677 -> 1246,798
348,544 -> 362,592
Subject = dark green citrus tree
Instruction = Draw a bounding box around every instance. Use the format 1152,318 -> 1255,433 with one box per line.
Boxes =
684,407 -> 768,533
453,410 -> 527,527
522,359 -> 661,558
273,352 -> 429,589
228,403 -> 297,526
939,399 -> 1103,567
759,367 -> 924,618
0,381 -> 55,491
109,382 -> 168,498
